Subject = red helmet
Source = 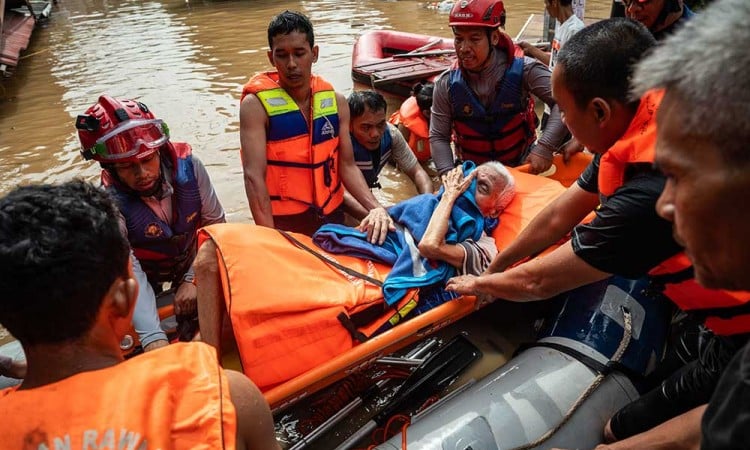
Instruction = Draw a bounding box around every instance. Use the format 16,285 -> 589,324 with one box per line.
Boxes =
449,0 -> 506,28
75,95 -> 170,163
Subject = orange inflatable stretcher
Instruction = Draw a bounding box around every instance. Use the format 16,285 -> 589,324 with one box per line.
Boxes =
200,156 -> 588,411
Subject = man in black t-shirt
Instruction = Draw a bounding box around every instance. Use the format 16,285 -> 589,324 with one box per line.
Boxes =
596,0 -> 750,449
445,17 -> 746,446
445,19 -> 677,313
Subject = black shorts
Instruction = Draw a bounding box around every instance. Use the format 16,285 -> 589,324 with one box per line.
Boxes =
273,205 -> 346,237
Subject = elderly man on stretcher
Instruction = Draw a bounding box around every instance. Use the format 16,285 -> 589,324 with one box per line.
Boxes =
191,157 -> 581,393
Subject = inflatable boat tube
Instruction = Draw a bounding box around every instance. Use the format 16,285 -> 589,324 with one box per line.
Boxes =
377,275 -> 673,449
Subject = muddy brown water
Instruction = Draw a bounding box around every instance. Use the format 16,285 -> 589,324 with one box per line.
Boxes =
1,0 -> 612,216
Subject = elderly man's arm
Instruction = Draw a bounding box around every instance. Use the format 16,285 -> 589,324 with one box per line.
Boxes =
419,167 -> 476,268
447,240 -> 610,301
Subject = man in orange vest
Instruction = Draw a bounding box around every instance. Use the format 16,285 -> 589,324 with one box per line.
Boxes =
0,181 -> 280,450
240,10 -> 393,244
446,17 -> 748,443
586,0 -> 750,448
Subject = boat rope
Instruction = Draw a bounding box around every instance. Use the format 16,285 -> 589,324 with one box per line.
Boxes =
510,305 -> 633,450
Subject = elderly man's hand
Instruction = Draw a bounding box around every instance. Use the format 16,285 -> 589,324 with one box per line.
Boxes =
445,274 -> 480,295
442,166 -> 476,200
525,153 -> 553,174
358,206 -> 395,245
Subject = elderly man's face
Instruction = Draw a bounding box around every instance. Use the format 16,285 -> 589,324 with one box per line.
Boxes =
654,94 -> 750,291
474,166 -> 509,219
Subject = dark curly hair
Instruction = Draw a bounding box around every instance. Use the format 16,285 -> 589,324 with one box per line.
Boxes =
0,180 -> 129,345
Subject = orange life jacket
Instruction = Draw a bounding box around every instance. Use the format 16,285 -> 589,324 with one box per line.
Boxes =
597,90 -> 750,336
241,72 -> 343,216
0,343 -> 236,449
197,223 -> 414,391
598,90 -> 662,198
649,255 -> 750,336
389,96 -> 431,162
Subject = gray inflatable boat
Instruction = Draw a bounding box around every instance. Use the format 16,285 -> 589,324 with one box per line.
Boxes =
376,276 -> 672,450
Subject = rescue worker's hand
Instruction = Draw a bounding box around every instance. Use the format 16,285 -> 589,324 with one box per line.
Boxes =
358,206 -> 395,245
445,274 -> 480,295
174,281 -> 197,316
560,137 -> 585,163
442,167 -> 476,201
525,152 -> 553,174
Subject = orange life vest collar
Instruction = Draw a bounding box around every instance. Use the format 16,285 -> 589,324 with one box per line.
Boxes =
598,89 -> 663,198
649,254 -> 750,336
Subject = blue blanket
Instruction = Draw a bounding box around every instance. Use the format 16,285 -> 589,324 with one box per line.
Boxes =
313,162 -> 490,305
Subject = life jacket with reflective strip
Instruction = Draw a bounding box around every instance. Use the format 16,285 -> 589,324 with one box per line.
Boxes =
242,72 -> 343,216
597,90 -> 750,336
448,34 -> 537,166
104,142 -> 201,283
351,126 -> 393,188
388,96 -> 431,162
0,343 -> 237,449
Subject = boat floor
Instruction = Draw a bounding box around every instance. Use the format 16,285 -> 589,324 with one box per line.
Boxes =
274,299 -> 563,449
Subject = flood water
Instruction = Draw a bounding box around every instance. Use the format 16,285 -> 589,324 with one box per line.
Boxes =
0,0 -> 613,222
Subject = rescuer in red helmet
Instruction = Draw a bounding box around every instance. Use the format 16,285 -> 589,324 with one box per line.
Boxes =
76,95 -> 226,351
430,0 -> 570,176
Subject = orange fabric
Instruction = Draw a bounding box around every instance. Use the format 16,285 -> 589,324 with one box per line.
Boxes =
598,90 -> 663,198
0,343 -> 236,449
597,90 -> 750,335
200,171 -> 569,391
199,224 -> 399,391
515,152 -> 593,189
241,73 -> 343,216
650,254 -> 750,336
389,97 -> 431,161
491,167 -> 568,248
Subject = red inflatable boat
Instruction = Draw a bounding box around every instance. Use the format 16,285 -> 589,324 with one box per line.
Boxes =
351,30 -> 455,98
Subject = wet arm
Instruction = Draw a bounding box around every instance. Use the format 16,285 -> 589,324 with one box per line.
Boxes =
239,95 -> 274,228
342,189 -> 370,221
486,183 -> 599,273
450,240 -> 610,301
226,370 -> 281,450
429,75 -> 457,176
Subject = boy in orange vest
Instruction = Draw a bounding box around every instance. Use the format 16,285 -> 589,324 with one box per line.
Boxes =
0,181 -> 280,450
